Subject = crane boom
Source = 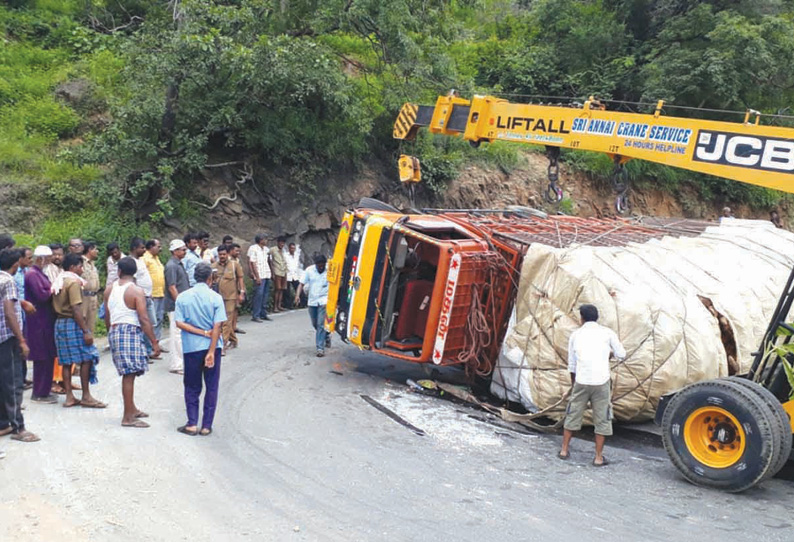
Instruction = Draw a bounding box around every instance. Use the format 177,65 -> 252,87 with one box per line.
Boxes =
394,94 -> 794,194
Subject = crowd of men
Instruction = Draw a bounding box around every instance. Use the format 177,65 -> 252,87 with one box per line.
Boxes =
0,230 -> 329,456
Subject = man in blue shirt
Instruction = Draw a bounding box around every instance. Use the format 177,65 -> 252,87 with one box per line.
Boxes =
174,262 -> 226,436
295,254 -> 329,357
182,232 -> 202,287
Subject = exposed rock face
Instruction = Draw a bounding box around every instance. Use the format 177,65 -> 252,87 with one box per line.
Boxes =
172,150 -> 787,260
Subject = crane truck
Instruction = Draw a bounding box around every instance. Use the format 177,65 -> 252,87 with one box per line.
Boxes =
325,92 -> 794,492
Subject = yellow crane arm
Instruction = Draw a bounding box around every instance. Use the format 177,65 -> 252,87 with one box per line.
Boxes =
394,94 -> 794,194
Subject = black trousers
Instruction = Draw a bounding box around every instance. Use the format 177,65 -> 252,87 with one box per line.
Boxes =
0,337 -> 24,432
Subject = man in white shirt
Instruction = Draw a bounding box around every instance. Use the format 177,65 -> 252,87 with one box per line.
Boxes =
247,234 -> 272,322
559,304 -> 625,467
284,242 -> 303,309
105,243 -> 125,287
294,255 -> 329,357
130,238 -> 158,358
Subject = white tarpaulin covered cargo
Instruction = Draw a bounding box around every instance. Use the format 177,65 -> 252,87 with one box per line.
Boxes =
491,219 -> 794,423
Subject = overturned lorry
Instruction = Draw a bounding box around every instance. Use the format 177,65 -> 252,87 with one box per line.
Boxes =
326,201 -> 794,491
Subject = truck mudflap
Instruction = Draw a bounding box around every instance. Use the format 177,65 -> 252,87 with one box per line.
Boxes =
654,393 -> 675,425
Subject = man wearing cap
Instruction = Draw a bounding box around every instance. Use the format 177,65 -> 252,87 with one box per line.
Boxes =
24,246 -> 59,404
165,240 -> 190,374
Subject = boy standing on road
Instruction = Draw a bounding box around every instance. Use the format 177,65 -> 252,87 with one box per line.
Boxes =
104,257 -> 160,428
295,254 -> 329,357
559,304 -> 625,467
175,263 -> 226,436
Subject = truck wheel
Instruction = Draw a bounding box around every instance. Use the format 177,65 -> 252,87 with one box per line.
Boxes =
722,376 -> 792,479
357,197 -> 400,213
661,379 -> 776,492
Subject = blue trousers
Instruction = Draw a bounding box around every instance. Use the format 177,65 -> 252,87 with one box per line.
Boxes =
143,297 -> 158,354
308,305 -> 328,352
152,297 -> 165,341
183,349 -> 222,429
251,278 -> 271,319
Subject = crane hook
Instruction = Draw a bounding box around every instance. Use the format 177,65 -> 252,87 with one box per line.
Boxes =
611,157 -> 631,215
544,147 -> 563,204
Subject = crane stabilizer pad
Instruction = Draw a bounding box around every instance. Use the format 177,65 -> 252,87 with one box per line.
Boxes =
447,104 -> 471,133
393,104 -> 436,140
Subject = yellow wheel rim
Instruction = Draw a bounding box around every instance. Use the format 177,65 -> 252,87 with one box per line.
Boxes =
683,406 -> 746,468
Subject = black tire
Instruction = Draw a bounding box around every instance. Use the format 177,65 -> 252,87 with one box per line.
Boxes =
357,197 -> 400,213
661,379 -> 777,492
722,376 -> 792,479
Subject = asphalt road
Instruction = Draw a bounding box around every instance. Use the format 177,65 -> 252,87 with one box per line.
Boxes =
1,310 -> 793,542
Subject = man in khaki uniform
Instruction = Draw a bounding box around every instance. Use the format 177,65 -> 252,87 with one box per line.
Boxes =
211,245 -> 244,354
269,237 -> 288,312
81,241 -> 101,335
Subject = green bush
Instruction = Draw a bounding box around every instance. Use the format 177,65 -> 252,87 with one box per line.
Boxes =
18,97 -> 80,138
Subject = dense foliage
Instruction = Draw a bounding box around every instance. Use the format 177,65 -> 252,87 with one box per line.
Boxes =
3,0 -> 794,234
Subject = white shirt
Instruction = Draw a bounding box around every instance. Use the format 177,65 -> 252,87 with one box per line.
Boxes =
134,257 -> 153,297
300,265 -> 328,306
567,321 -> 626,386
284,248 -> 303,281
106,253 -> 125,286
247,244 -> 271,280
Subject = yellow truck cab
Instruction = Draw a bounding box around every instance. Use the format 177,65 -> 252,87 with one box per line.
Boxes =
325,202 -> 521,369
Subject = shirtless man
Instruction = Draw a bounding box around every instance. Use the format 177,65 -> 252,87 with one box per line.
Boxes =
103,258 -> 160,427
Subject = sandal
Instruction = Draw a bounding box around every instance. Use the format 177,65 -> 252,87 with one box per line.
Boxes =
177,425 -> 198,436
63,399 -> 81,408
558,451 -> 570,461
11,431 -> 40,443
80,400 -> 107,409
122,420 -> 150,428
199,428 -> 212,436
593,457 -> 610,467
134,411 -> 149,418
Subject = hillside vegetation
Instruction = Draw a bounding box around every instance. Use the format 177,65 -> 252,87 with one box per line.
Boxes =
3,0 -> 794,242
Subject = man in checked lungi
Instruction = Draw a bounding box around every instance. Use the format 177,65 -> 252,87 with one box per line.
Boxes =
103,257 -> 160,428
52,253 -> 105,409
